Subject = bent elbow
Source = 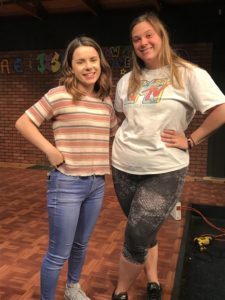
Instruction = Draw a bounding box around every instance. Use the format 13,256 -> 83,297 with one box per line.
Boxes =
15,114 -> 29,132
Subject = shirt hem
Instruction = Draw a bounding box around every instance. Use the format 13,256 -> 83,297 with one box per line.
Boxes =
111,162 -> 189,175
57,167 -> 110,176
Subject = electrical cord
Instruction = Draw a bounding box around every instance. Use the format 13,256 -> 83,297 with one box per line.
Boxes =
181,205 -> 225,242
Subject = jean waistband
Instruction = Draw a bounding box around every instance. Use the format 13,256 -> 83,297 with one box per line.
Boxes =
79,175 -> 105,179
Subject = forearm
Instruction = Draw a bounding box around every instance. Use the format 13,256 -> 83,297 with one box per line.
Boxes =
190,103 -> 225,145
15,113 -> 55,155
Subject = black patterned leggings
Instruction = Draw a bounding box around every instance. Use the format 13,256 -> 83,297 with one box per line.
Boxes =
112,166 -> 187,264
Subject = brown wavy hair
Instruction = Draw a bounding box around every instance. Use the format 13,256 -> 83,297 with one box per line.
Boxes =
128,12 -> 194,96
59,36 -> 112,100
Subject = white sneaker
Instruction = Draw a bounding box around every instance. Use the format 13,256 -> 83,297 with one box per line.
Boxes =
64,282 -> 91,300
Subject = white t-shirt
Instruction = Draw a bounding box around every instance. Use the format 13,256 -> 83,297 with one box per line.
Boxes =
112,65 -> 225,174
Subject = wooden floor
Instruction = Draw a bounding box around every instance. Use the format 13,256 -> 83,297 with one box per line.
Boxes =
0,167 -> 225,300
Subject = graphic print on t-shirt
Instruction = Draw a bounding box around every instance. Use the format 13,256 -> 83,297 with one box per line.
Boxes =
126,78 -> 170,105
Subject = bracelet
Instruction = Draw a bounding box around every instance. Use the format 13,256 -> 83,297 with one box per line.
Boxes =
187,135 -> 196,149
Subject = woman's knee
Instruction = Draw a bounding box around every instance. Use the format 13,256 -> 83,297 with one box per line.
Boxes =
70,241 -> 88,256
122,236 -> 158,264
123,222 -> 158,264
44,250 -> 68,268
122,244 -> 147,264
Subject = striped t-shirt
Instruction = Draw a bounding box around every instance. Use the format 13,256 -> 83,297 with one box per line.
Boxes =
26,85 -> 118,176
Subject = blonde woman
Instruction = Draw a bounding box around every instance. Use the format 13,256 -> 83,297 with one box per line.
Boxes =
111,12 -> 225,300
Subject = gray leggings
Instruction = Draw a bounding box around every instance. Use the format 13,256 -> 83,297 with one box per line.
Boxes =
112,166 -> 187,264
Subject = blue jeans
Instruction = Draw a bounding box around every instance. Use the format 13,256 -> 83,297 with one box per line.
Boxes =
40,169 -> 105,300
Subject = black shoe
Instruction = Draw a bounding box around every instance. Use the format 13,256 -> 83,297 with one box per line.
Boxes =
146,282 -> 162,300
112,290 -> 128,300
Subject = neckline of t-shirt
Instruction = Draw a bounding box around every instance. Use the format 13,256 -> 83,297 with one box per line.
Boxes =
82,95 -> 102,102
143,65 -> 169,75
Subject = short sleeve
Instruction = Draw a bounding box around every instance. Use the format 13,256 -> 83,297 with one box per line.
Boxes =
114,73 -> 130,112
103,97 -> 118,137
188,67 -> 225,114
25,92 -> 54,127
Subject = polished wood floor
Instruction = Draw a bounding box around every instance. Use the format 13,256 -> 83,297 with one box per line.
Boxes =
0,167 -> 225,300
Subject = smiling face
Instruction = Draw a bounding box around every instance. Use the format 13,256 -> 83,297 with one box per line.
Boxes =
72,46 -> 101,95
131,20 -> 162,69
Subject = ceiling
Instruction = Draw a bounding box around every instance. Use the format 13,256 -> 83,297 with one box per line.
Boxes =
0,0 -> 222,21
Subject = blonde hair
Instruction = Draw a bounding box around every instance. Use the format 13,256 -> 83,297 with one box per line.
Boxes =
128,12 -> 194,96
60,36 -> 112,100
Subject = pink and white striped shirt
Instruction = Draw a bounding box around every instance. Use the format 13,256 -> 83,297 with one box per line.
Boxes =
26,85 -> 118,176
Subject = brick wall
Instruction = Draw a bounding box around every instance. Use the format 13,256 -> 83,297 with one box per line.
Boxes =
0,44 -> 212,177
